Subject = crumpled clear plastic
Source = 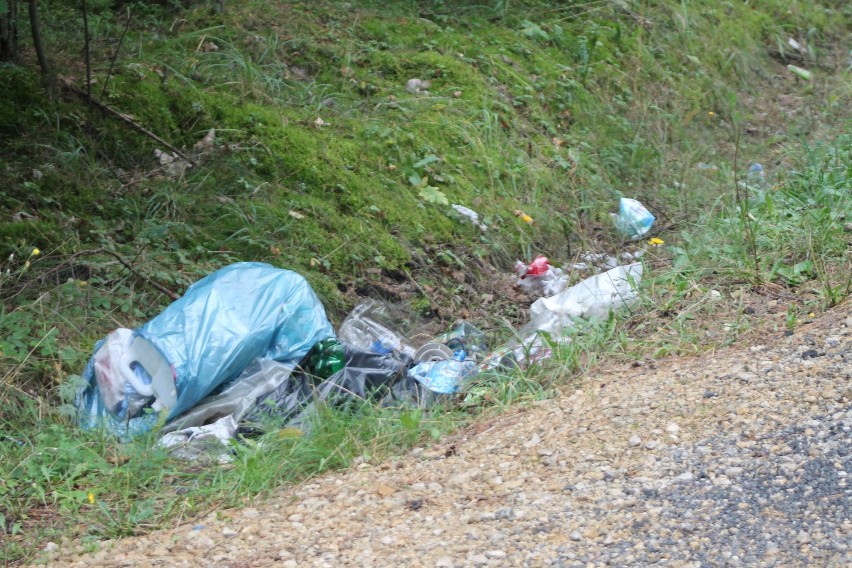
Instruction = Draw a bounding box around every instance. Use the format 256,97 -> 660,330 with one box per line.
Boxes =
337,300 -> 418,358
408,356 -> 476,394
434,322 -> 488,362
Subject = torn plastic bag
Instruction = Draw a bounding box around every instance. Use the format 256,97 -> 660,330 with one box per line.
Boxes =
77,262 -> 334,438
159,415 -> 239,463
337,300 -> 418,358
160,358 -> 297,436
614,198 -> 655,240
240,343 -> 411,433
383,373 -> 448,409
525,263 -> 643,335
451,204 -> 488,232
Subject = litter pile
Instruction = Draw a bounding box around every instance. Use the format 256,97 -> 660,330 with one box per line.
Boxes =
77,200 -> 655,458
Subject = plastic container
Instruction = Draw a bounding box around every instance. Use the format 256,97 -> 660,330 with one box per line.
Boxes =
337,301 -> 417,359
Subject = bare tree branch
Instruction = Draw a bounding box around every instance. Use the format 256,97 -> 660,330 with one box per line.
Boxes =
66,85 -> 197,167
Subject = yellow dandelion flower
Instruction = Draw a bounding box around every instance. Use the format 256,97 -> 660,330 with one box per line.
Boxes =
31,248 -> 41,256
88,492 -> 95,504
808,312 -> 815,318
514,210 -> 534,224
708,111 -> 715,117
648,237 -> 665,246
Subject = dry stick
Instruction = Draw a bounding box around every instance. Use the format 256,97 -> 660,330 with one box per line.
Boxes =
69,247 -> 179,300
68,85 -> 197,167
101,3 -> 135,99
81,0 -> 91,100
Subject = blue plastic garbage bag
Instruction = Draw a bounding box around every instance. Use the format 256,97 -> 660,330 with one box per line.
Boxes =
77,262 -> 334,438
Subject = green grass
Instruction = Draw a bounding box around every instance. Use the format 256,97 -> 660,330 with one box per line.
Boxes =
0,378 -> 473,557
1,0 -> 850,562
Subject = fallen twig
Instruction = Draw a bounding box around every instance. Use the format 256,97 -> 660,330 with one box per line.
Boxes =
65,85 -> 196,167
68,247 -> 180,301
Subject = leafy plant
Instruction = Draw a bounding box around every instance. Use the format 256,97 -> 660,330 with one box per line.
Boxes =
418,184 -> 449,206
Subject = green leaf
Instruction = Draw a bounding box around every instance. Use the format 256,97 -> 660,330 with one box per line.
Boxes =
792,260 -> 814,275
419,186 -> 449,205
412,155 -> 440,169
521,20 -> 549,41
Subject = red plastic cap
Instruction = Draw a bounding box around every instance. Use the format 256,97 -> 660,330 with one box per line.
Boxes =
526,255 -> 550,276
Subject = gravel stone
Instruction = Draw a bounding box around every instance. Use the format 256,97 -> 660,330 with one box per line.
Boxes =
38,307 -> 852,568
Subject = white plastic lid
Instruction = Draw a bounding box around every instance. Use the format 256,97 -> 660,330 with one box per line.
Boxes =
118,336 -> 177,412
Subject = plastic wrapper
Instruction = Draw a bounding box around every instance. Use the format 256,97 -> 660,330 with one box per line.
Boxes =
77,262 -> 334,438
159,415 -> 239,463
408,357 -> 476,394
451,204 -> 487,232
614,198 -> 655,240
525,263 -> 643,335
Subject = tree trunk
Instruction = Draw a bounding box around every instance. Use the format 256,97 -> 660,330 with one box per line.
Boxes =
0,0 -> 18,62
28,0 -> 50,77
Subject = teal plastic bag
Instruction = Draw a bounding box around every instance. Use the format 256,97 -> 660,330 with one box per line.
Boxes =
614,198 -> 655,240
77,262 -> 334,437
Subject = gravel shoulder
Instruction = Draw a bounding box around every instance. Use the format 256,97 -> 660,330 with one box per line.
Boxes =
40,304 -> 851,567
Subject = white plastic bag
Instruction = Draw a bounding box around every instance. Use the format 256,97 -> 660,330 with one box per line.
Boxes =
525,263 -> 643,335
451,204 -> 487,232
92,328 -> 137,415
